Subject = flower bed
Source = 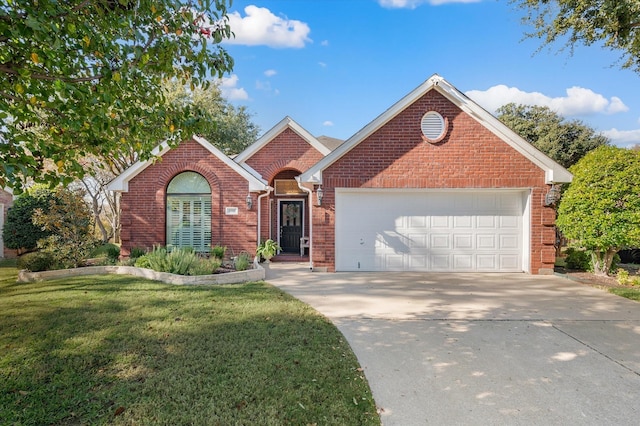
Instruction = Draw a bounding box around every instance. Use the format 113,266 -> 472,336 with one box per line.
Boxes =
17,262 -> 265,285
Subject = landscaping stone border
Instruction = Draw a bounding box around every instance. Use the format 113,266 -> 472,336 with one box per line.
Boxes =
17,261 -> 265,285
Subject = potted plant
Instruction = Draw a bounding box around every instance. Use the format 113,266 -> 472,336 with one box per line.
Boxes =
256,239 -> 281,263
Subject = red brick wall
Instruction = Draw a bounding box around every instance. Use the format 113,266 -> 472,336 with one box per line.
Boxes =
245,128 -> 324,243
246,128 -> 325,182
120,140 -> 258,258
312,90 -> 556,274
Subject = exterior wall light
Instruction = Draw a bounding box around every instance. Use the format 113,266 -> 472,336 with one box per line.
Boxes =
246,194 -> 253,210
544,185 -> 561,207
316,186 -> 324,206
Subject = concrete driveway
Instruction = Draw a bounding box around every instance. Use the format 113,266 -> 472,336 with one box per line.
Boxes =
265,263 -> 640,426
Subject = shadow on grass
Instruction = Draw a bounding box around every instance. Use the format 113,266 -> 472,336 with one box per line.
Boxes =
1,273 -> 379,425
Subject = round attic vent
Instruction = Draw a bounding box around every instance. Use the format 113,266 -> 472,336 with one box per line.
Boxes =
420,111 -> 447,143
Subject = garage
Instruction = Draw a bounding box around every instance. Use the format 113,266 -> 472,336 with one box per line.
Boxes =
335,189 -> 529,272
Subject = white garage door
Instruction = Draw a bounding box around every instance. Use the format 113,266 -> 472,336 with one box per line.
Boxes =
335,190 -> 528,272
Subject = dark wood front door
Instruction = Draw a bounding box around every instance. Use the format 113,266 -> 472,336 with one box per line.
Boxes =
279,200 -> 303,253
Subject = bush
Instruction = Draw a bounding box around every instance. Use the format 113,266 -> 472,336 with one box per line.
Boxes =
189,257 -> 222,275
134,254 -> 151,269
91,243 -> 120,264
234,251 -> 252,271
17,251 -> 55,272
130,247 -> 146,260
2,186 -> 55,252
211,245 -> 226,259
617,268 -> 630,285
564,248 -> 591,271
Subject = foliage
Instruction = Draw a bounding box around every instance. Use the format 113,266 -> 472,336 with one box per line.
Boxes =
90,243 -> 120,264
16,251 -> 55,272
0,267 -> 379,425
557,146 -> 640,275
609,286 -> 640,301
163,79 -> 259,155
1,185 -> 55,252
497,103 -> 609,168
513,0 -> 640,74
616,268 -> 630,285
256,239 -> 281,261
136,245 -> 220,275
211,244 -> 227,259
33,186 -> 97,269
130,246 -> 147,260
0,0 -> 234,188
564,247 -> 591,271
234,251 -> 252,271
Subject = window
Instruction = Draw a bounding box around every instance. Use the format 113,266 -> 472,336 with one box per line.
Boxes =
166,172 -> 212,252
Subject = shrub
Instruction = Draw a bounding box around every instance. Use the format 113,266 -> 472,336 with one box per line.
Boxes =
564,248 -> 591,271
134,254 -> 151,269
33,187 -> 97,269
91,243 -> 120,264
17,251 -> 55,272
616,268 -> 630,285
130,247 -> 146,260
234,251 -> 252,271
632,276 -> 640,287
189,257 -> 222,275
2,185 -> 55,253
211,245 -> 226,259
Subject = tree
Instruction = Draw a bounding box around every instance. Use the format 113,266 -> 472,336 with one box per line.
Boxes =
556,146 -> 640,275
1,185 -> 55,253
497,103 -> 609,168
164,78 -> 260,155
33,186 -> 97,268
0,0 -> 234,189
513,0 -> 640,74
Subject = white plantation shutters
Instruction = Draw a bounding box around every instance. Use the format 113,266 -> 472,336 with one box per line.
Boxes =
166,172 -> 212,253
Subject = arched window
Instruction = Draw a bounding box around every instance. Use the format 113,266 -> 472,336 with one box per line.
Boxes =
166,172 -> 212,252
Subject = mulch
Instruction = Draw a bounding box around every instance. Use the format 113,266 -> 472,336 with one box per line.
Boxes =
555,263 -> 640,290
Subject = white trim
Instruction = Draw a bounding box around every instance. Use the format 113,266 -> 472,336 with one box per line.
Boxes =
107,136 -> 268,193
234,116 -> 331,165
299,74 -> 572,185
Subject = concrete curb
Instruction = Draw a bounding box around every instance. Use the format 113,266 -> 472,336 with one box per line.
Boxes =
17,261 -> 265,285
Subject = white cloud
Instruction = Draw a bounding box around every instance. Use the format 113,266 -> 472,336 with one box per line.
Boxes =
218,74 -> 248,100
465,85 -> 629,116
323,121 -> 334,127
264,69 -> 277,77
225,5 -> 311,48
318,62 -> 327,68
378,0 -> 480,9
321,40 -> 329,47
601,128 -> 640,148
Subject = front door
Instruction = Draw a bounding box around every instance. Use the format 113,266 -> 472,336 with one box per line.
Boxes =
279,200 -> 303,253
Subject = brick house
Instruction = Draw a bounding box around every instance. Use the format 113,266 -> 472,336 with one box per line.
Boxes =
109,75 -> 571,274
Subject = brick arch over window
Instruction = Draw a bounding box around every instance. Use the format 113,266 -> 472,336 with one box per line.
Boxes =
159,162 -> 224,247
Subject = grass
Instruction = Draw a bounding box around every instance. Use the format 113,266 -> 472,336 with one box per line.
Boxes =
609,287 -> 640,301
0,260 -> 379,425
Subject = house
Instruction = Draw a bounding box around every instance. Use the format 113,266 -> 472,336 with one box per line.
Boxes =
109,74 -> 572,274
0,187 -> 14,258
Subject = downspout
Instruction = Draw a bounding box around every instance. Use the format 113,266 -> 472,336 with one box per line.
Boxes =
257,186 -> 273,246
296,178 -> 314,270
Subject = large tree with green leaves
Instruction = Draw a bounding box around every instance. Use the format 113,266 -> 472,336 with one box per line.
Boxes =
497,103 -> 609,168
556,146 -> 640,275
0,0 -> 234,189
513,0 -> 640,74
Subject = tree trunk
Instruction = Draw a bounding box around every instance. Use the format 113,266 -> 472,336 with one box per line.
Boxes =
590,248 -> 618,276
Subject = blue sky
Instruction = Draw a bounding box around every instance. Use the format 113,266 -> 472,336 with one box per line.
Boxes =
214,0 -> 640,148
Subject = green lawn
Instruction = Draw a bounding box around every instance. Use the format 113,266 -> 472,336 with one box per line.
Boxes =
0,260 -> 379,425
609,286 -> 640,301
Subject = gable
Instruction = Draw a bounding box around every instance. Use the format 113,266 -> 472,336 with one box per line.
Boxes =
108,136 -> 268,193
300,74 -> 572,185
234,117 -> 331,178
